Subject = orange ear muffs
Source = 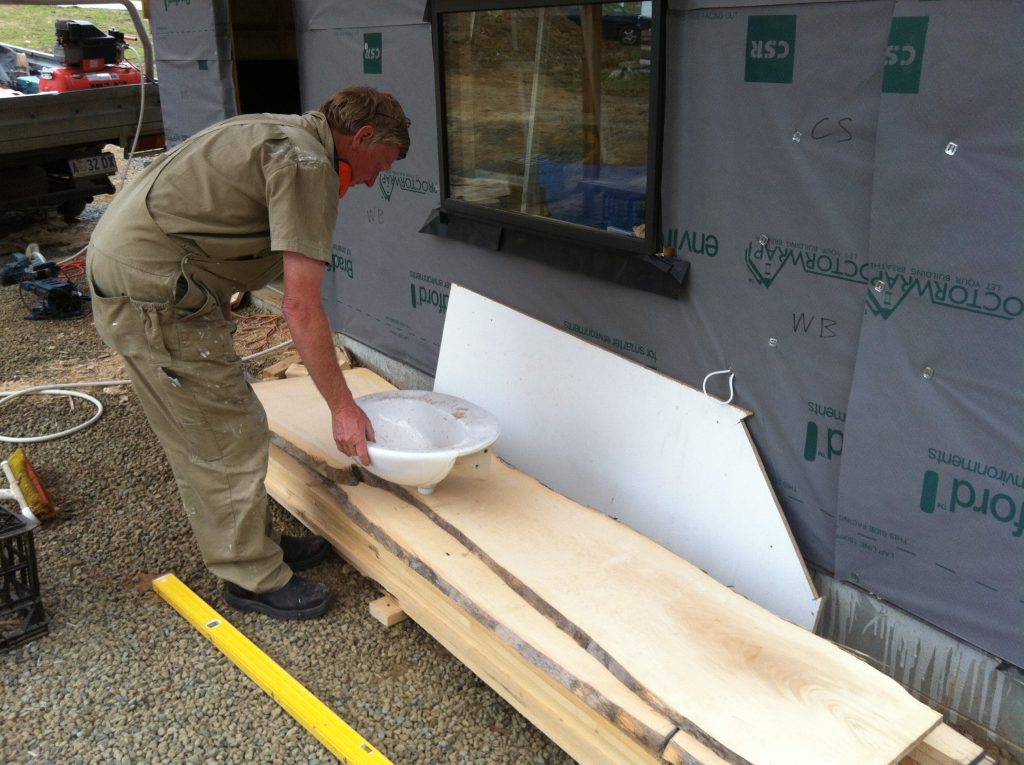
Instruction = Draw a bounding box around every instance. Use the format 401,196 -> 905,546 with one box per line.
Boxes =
337,160 -> 353,199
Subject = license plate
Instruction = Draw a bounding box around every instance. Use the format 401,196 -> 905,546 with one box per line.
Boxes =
68,152 -> 117,178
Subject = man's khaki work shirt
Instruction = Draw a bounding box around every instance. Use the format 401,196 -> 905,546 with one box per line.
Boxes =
89,111 -> 338,306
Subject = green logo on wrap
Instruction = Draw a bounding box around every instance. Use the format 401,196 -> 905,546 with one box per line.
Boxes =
920,460 -> 1024,540
883,17 -> 928,94
409,271 -> 450,314
363,32 -> 382,74
327,245 -> 353,279
866,271 -> 1023,321
744,240 -> 1023,322
745,15 -> 796,84
379,172 -> 440,203
664,228 -> 719,257
804,402 -> 845,463
804,421 -> 844,463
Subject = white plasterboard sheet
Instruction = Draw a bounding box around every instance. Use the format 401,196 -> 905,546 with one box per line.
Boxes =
434,285 -> 821,628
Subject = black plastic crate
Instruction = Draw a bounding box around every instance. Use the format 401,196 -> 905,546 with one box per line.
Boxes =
0,508 -> 48,652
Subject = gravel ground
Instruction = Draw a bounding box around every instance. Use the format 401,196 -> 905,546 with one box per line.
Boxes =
0,173 -> 576,764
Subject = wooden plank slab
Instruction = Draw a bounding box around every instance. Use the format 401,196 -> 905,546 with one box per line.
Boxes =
433,285 -> 821,629
265,444 -> 675,765
398,460 -> 940,765
662,731 -> 733,765
900,724 -> 992,765
256,372 -> 942,765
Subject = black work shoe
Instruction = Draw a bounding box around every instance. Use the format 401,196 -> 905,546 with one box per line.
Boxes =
280,534 -> 332,571
222,575 -> 332,620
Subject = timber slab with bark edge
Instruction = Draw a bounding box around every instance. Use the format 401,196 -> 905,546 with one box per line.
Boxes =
256,371 -> 986,765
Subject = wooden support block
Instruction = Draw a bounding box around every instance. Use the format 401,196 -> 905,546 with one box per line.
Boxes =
369,594 -> 408,627
279,347 -> 352,379
335,346 -> 352,370
900,723 -> 992,765
283,362 -> 309,378
261,351 -> 302,380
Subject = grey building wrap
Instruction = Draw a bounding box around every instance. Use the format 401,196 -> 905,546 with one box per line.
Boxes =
149,0 -> 238,146
159,0 -> 1024,683
296,0 -> 1023,672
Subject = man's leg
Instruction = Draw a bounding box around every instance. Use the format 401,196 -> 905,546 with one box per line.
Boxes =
87,267 -> 331,617
119,328 -> 292,592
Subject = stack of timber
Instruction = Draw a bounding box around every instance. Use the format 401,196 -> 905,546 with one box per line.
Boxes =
261,346 -> 351,380
257,370 -> 989,765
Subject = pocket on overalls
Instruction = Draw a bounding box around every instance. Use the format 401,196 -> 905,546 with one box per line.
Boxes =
87,267 -> 173,365
183,249 -> 282,299
163,266 -> 253,462
161,320 -> 265,464
170,268 -> 238,364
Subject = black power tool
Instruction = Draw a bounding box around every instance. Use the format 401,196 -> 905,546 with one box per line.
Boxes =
2,248 -> 88,319
0,252 -> 58,286
19,277 -> 87,320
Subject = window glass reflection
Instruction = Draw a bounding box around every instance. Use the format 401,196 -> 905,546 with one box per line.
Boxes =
443,4 -> 651,237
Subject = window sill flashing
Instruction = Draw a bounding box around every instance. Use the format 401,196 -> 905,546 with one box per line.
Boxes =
420,207 -> 689,299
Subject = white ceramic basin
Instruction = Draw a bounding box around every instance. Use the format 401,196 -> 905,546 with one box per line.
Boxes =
355,390 -> 500,494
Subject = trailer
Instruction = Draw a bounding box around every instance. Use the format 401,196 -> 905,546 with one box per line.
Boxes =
0,1 -> 162,221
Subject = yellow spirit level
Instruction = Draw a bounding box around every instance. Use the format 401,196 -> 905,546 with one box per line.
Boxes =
153,573 -> 393,765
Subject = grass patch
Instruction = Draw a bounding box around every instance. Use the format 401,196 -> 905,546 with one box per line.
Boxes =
0,5 -> 144,57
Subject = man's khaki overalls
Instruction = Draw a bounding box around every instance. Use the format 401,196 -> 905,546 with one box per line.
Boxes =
86,113 -> 338,591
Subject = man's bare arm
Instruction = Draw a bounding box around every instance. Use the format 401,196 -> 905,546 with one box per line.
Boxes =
280,250 -> 374,463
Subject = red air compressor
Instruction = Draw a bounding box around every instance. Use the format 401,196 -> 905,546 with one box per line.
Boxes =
38,20 -> 142,92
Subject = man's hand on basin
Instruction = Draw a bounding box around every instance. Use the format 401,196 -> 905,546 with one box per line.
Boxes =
332,402 -> 376,465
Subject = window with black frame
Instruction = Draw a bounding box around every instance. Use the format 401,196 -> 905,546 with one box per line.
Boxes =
427,1 -> 687,298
